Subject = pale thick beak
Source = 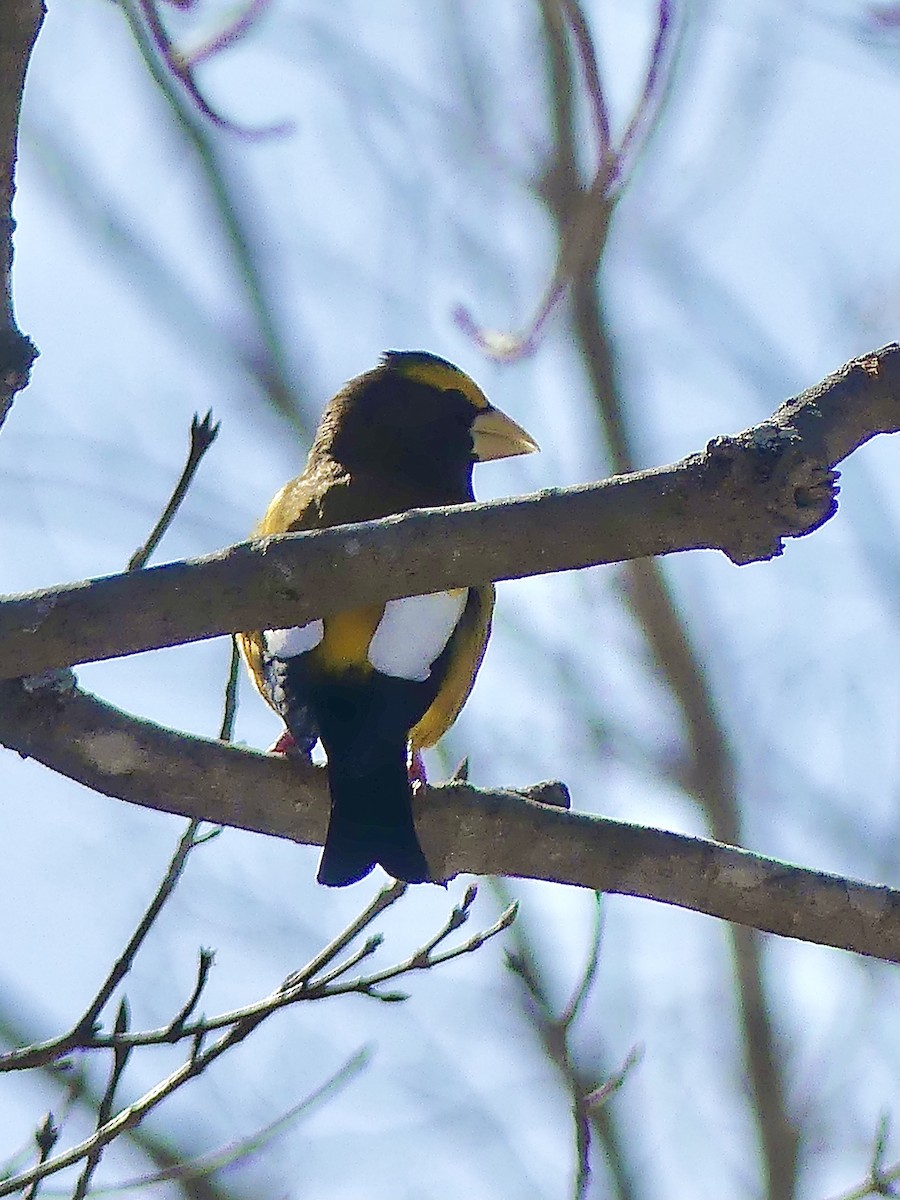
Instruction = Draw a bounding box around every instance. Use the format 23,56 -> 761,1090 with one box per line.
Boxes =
471,405 -> 539,462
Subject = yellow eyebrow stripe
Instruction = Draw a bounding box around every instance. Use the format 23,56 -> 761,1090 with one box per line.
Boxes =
394,359 -> 490,410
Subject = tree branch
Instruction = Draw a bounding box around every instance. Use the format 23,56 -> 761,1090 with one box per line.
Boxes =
2,677 -> 899,963
0,0 -> 43,431
0,343 -> 898,679
0,886 -> 510,1196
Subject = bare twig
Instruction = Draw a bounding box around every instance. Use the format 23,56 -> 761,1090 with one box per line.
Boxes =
115,0 -> 301,425
307,937 -> 383,989
455,0 -> 677,360
167,948 -> 216,1036
609,0 -> 674,193
71,1002 -> 133,1199
3,893 -> 459,1065
0,1015 -> 232,1200
0,890 -> 515,1195
0,1024 -> 247,1196
571,1045 -> 642,1199
582,1046 -> 643,1110
826,1114 -> 900,1200
82,1047 -> 371,1193
554,0 -> 610,153
534,5 -> 800,1191
127,410 -> 220,571
282,879 -> 407,988
218,637 -> 241,742
416,897 -> 519,969
129,0 -> 291,139
78,823 -> 204,1036
0,887 -> 514,1067
558,893 -> 604,1030
4,401 -> 226,1085
0,820 -> 207,1072
184,0 -> 271,66
503,889 -> 639,1200
21,1115 -> 58,1200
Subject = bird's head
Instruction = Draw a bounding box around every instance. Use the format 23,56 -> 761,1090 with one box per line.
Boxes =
315,350 -> 538,496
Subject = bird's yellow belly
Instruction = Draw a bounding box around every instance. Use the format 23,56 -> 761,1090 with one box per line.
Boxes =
309,607 -> 383,676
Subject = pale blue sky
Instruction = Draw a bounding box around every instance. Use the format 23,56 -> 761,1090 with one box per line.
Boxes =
1,3 -> 899,1196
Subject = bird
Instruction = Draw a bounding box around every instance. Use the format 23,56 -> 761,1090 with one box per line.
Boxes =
238,350 -> 538,887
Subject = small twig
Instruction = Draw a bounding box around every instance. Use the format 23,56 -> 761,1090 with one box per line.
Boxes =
0,820 -> 206,1072
456,0 -> 677,362
826,1113 -> 900,1200
17,892 -> 515,1056
71,1002 -> 133,1200
573,1046 -> 642,1200
503,885 -> 636,1200
114,0 -> 301,427
4,416 -> 224,1179
72,1047 -> 371,1193
21,1115 -> 58,1200
184,0 -> 270,66
307,937 -> 383,990
581,1045 -> 643,1109
0,890 -> 516,1195
555,0 -> 610,153
559,893 -> 604,1030
409,883 -> 478,966
282,880 -> 407,990
0,0 -> 43,437
573,1093 -> 591,1200
609,0 -> 674,194
74,822 -> 204,1037
132,0 -> 292,139
345,897 -> 519,982
0,1024 -> 239,1196
167,948 -> 215,1035
192,826 -> 222,847
127,410 -> 220,572
218,637 -> 241,742
182,892 -> 516,1024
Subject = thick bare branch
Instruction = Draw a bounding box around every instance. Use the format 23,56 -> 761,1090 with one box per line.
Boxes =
0,344 -> 897,680
0,0 -> 43,431
2,677 -> 899,963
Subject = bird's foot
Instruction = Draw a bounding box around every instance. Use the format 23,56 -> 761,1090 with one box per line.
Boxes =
268,729 -> 298,755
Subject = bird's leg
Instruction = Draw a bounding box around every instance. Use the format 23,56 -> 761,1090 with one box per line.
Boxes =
408,745 -> 428,791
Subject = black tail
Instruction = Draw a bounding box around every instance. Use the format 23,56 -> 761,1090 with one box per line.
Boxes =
317,738 -> 433,887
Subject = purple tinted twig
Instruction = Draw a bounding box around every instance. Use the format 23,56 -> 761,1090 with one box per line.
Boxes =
457,0 -> 677,362
134,0 -> 293,139
185,0 -> 270,66
611,0 -> 674,193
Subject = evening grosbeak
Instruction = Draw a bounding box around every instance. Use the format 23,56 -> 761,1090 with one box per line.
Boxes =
238,351 -> 538,887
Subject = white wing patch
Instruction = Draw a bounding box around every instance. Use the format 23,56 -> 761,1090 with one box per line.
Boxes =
368,590 -> 468,682
264,620 -> 324,659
